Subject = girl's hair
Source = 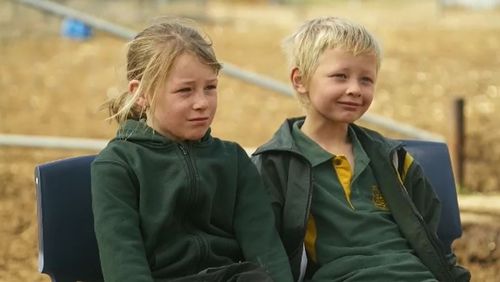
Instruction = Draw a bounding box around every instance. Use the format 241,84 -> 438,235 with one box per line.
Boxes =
282,16 -> 382,98
105,17 -> 222,124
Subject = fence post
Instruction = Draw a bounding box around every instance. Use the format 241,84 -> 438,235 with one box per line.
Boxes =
451,97 -> 465,190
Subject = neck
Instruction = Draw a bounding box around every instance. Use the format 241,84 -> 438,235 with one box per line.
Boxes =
301,117 -> 351,155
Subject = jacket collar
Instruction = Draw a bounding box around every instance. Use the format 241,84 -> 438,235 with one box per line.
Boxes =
114,119 -> 213,148
253,116 -> 402,158
253,116 -> 304,156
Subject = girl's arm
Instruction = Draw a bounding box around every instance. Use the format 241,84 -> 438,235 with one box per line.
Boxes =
91,160 -> 154,282
233,145 -> 293,282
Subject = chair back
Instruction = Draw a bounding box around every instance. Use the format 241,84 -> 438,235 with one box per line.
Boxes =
401,140 -> 463,253
35,155 -> 103,282
33,141 -> 462,280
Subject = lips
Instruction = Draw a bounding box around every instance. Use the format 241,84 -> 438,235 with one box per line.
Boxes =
189,117 -> 209,121
338,101 -> 361,107
188,117 -> 210,125
337,101 -> 362,112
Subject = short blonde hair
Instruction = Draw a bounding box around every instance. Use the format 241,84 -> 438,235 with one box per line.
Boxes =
283,16 -> 381,96
105,17 -> 222,124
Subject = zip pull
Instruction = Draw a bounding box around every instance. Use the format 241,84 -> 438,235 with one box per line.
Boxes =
178,144 -> 188,155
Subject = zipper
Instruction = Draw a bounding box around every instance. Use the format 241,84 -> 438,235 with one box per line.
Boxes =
415,211 -> 454,281
301,158 -> 314,240
178,143 -> 198,206
390,148 -> 454,281
177,143 -> 207,267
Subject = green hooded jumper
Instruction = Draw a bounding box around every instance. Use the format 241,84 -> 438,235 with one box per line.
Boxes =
91,119 -> 293,282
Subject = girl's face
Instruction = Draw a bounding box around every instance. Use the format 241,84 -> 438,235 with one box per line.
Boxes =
148,52 -> 218,141
293,47 -> 377,126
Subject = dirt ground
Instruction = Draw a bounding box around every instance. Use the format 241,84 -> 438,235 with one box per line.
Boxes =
1,0 -> 499,281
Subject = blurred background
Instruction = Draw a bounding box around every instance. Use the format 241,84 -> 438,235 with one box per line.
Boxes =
1,0 -> 499,281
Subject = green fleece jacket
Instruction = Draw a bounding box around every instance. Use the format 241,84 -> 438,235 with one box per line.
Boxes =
91,119 -> 292,282
252,117 -> 470,282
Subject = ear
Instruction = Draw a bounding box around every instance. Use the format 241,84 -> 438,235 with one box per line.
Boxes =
290,67 -> 307,95
128,79 -> 139,93
128,79 -> 148,109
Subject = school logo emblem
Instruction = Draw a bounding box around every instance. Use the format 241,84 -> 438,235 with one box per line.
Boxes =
372,185 -> 389,210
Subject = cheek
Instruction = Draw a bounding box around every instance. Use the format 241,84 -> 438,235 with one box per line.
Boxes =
363,90 -> 375,106
209,95 -> 218,112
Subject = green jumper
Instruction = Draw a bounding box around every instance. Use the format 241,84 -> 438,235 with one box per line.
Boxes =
92,119 -> 293,282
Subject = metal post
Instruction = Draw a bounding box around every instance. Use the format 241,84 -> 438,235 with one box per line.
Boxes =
451,98 -> 465,189
15,0 -> 445,142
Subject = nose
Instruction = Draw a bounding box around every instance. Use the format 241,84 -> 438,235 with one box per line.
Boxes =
346,80 -> 362,97
192,91 -> 209,110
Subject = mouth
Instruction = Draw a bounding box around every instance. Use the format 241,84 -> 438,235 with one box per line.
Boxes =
189,117 -> 208,121
338,101 -> 362,111
188,117 -> 210,124
338,101 -> 361,107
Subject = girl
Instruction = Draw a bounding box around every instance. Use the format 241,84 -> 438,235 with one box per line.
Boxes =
91,18 -> 292,282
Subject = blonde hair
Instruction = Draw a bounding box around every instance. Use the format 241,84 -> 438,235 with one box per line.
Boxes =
282,17 -> 382,100
105,17 -> 222,124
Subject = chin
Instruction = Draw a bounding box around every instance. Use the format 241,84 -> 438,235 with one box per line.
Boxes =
185,131 -> 208,141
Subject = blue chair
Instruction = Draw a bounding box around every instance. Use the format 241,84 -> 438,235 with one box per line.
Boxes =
35,155 -> 102,282
33,140 -> 462,281
400,140 -> 462,254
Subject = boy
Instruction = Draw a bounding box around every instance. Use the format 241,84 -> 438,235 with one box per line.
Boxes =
252,17 -> 470,281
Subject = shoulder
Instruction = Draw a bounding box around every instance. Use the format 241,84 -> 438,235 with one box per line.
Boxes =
350,123 -> 401,149
207,138 -> 253,164
93,139 -> 138,168
254,117 -> 305,156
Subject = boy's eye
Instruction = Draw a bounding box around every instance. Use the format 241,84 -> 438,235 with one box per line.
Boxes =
331,73 -> 347,80
361,77 -> 374,84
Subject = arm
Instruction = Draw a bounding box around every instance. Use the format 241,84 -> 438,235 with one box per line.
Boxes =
91,160 -> 154,282
400,153 -> 441,231
402,153 -> 471,282
251,153 -> 287,231
252,153 -> 307,281
234,146 -> 293,282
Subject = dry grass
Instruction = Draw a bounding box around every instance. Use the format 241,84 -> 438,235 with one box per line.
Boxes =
1,0 -> 499,281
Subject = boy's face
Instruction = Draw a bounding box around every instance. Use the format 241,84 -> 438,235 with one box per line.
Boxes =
294,47 -> 377,126
148,52 -> 218,141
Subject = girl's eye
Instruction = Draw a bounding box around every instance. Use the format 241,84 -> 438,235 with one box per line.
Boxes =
205,84 -> 217,91
176,87 -> 192,93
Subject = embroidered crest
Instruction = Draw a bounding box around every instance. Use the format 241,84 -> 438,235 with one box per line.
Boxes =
372,185 -> 389,210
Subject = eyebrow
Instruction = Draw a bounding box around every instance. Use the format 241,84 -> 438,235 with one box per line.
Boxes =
175,77 -> 218,83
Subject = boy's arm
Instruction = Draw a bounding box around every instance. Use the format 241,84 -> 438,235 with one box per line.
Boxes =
91,160 -> 154,282
401,154 -> 441,231
402,154 -> 471,281
234,146 -> 293,282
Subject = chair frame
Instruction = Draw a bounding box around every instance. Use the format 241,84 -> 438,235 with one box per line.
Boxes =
35,155 -> 103,282
33,140 -> 463,281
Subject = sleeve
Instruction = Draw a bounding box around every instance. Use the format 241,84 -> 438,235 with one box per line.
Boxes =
400,152 -> 441,232
251,153 -> 286,232
233,146 -> 293,282
401,152 -> 471,282
91,159 -> 154,282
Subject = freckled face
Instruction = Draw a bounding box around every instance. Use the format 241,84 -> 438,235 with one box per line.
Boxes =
302,47 -> 378,126
148,52 -> 218,141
